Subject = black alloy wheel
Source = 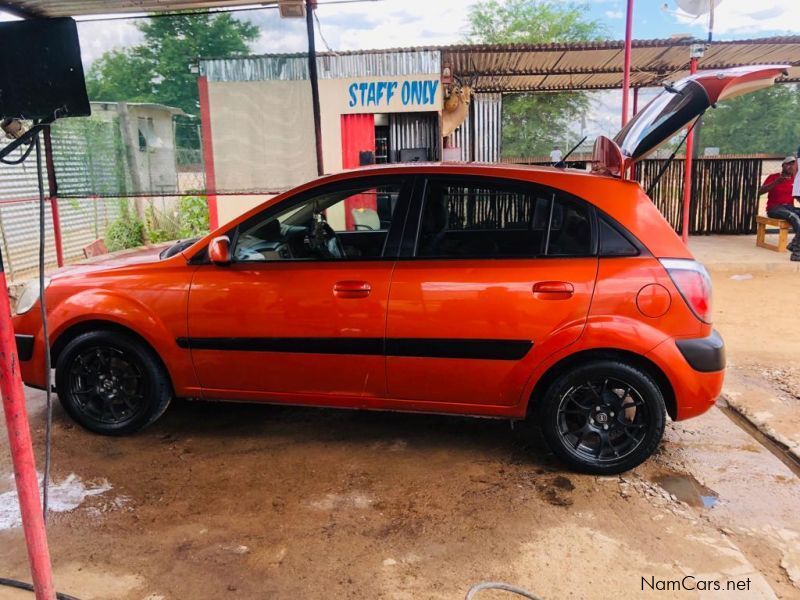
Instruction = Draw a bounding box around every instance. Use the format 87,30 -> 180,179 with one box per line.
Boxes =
539,360 -> 666,474
56,330 -> 172,435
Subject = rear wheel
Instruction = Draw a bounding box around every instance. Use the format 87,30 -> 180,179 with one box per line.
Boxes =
55,330 -> 172,435
538,360 -> 666,474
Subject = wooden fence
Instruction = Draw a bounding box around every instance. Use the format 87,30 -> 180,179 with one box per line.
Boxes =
636,158 -> 763,235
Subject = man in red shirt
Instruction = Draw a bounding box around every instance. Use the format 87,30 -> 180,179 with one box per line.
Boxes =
759,156 -> 799,260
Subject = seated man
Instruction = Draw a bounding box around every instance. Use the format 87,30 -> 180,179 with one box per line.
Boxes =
759,156 -> 799,260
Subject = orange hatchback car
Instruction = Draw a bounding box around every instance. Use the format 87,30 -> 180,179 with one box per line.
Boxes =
11,66 -> 784,473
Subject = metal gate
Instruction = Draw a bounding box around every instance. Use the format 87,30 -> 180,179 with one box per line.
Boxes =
389,112 -> 440,162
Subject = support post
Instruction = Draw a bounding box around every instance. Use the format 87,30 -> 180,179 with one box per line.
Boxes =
681,51 -> 701,245
0,246 -> 56,599
306,0 -> 324,176
42,127 -> 63,267
197,75 -> 219,230
630,87 -> 640,181
621,0 -> 634,127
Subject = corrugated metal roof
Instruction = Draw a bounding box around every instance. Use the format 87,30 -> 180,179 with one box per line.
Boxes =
198,37 -> 800,91
440,37 -> 800,91
0,1 -> 276,18
200,49 -> 440,82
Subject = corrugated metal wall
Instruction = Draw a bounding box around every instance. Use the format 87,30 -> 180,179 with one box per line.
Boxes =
201,50 -> 441,82
0,115 -> 129,279
389,113 -> 441,162
449,93 -> 502,162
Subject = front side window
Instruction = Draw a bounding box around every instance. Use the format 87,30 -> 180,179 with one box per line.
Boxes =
233,181 -> 402,262
415,178 -> 592,258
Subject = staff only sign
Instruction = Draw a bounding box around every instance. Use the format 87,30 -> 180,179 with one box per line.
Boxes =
343,75 -> 442,113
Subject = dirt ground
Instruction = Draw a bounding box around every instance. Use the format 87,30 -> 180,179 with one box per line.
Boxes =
1,270 -> 799,599
710,269 -> 800,458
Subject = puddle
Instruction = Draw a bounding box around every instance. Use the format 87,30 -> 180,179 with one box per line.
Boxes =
652,473 -> 719,509
0,473 -> 112,530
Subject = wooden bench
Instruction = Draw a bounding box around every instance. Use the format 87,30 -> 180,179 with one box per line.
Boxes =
756,216 -> 791,252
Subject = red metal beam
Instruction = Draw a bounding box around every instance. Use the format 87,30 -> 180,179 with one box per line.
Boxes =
0,249 -> 56,600
197,75 -> 219,230
43,128 -> 63,268
681,56 -> 699,245
621,0 -> 635,127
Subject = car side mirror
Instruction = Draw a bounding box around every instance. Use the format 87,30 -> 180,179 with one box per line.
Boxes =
208,235 -> 231,266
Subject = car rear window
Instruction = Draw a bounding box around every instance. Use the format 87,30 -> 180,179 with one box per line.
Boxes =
415,179 -> 592,258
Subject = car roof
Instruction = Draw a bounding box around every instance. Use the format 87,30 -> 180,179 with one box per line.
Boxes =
336,161 -> 602,179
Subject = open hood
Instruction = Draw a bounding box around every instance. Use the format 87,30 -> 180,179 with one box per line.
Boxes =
592,65 -> 788,176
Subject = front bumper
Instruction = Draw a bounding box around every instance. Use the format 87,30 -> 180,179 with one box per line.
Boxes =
15,334 -> 34,361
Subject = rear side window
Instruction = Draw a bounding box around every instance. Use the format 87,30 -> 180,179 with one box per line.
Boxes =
415,178 -> 592,258
599,217 -> 640,257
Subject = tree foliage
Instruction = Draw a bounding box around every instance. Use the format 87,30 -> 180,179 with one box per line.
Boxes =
86,12 -> 259,116
466,1 -> 607,158
698,84 -> 800,156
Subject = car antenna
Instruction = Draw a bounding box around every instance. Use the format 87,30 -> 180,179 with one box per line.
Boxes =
555,136 -> 587,169
645,115 -> 704,196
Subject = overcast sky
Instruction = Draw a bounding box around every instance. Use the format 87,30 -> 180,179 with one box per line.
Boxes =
1,0 -> 793,67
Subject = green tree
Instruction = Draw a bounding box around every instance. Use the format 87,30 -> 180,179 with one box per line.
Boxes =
466,0 -> 607,158
86,12 -> 259,115
698,84 -> 800,155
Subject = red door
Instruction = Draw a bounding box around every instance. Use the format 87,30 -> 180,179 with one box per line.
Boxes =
341,114 -> 376,230
378,176 -> 598,411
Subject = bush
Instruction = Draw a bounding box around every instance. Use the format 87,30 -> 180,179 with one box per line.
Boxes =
177,195 -> 210,238
106,199 -> 144,251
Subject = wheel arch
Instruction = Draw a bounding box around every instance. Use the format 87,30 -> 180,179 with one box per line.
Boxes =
527,348 -> 677,420
51,319 -> 176,395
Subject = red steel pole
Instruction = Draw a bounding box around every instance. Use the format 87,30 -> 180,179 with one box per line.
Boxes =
197,75 -> 219,230
681,56 -> 699,245
0,251 -> 56,599
43,128 -> 63,268
621,0 -> 635,127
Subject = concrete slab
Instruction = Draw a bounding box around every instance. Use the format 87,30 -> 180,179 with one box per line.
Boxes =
689,235 -> 800,273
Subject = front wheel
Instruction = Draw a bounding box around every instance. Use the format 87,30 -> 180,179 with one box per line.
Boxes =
55,330 -> 172,435
538,360 -> 666,475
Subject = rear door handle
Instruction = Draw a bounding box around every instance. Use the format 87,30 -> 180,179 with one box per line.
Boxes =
532,281 -> 574,300
333,280 -> 371,299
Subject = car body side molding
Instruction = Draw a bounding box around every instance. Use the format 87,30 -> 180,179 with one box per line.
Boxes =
176,337 -> 533,361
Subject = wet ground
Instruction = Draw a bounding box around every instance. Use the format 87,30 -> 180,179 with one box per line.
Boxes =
1,267 -> 799,599
1,386 -> 799,600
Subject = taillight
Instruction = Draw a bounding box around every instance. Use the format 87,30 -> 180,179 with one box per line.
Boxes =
660,259 -> 713,324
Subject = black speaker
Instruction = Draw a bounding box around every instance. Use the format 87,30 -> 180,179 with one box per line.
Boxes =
0,17 -> 90,120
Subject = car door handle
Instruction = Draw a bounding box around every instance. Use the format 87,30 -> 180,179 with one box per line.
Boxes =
532,281 -> 575,300
333,280 -> 372,299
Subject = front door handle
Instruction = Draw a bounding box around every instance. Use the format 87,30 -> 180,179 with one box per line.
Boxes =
333,280 -> 371,299
532,281 -> 574,300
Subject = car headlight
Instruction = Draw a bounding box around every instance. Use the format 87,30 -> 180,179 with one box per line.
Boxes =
9,277 -> 51,315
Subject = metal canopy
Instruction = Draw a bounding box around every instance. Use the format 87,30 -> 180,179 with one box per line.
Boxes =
440,37 -> 800,92
0,0 -> 278,18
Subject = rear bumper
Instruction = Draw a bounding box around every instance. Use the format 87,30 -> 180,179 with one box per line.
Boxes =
646,331 -> 726,421
675,330 -> 725,372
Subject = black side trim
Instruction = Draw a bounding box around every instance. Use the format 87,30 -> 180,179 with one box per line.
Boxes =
176,336 -> 383,356
15,334 -> 34,361
675,330 -> 725,373
177,337 -> 533,361
386,338 -> 532,360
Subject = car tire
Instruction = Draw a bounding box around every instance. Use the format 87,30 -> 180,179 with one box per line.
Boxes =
538,360 -> 666,475
55,330 -> 172,435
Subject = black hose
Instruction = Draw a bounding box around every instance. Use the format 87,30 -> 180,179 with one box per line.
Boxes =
34,133 -> 54,520
0,577 -> 81,600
